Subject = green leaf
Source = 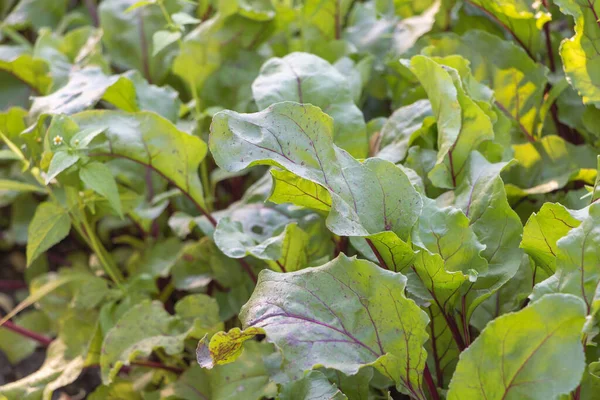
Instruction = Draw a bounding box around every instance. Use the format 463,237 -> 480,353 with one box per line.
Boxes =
4,0 -> 68,30
420,30 -> 548,141
278,370 -> 347,400
521,203 -> 584,274
152,30 -> 182,56
210,102 -> 423,241
210,340 -> 277,400
252,52 -> 368,158
412,197 -> 487,275
504,135 -> 598,195
45,150 -> 79,184
26,202 -> 71,266
447,294 -> 586,400
376,99 -> 433,163
213,207 -> 311,272
31,67 -> 180,121
405,55 -> 494,188
99,0 -> 181,84
173,11 -> 274,99
174,294 -> 224,338
0,340 -> 84,400
80,161 -> 123,218
124,0 -> 155,13
463,0 -> 550,56
240,254 -> 430,397
451,152 -> 523,318
89,380 -> 143,400
0,179 -> 45,193
0,272 -> 93,326
101,300 -> 191,384
70,110 -> 209,212
269,169 -> 332,212
196,327 -> 264,369
532,203 -> 600,309
0,45 -> 51,94
171,12 -> 201,25
0,311 -> 51,364
555,0 -> 600,106
70,127 -> 106,149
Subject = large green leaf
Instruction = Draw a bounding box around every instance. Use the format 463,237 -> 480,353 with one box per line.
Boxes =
447,294 -> 586,400
451,152 -> 523,318
210,101 -> 422,240
555,0 -> 600,106
66,110 -> 209,213
405,55 -> 494,189
239,255 -> 430,398
252,52 -> 368,158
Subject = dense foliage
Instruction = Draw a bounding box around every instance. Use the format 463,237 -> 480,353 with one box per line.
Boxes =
0,0 -> 599,399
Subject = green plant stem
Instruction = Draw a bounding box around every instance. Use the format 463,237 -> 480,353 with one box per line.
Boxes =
200,158 -> 212,211
77,205 -> 125,287
158,281 -> 175,303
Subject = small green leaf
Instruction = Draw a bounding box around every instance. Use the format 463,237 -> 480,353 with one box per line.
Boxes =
171,12 -> 201,25
196,327 -> 264,369
447,294 -> 586,400
45,151 -> 79,184
124,0 -> 155,13
79,161 -> 123,218
70,127 -> 106,149
0,179 -> 45,193
26,202 -> 71,266
152,30 -> 181,57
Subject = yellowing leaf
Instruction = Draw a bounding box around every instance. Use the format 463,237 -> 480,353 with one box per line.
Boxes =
196,327 -> 265,369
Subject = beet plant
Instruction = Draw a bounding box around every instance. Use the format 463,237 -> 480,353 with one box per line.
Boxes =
0,0 -> 599,399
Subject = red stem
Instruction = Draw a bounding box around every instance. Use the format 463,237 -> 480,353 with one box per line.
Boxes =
423,364 -> 440,400
3,321 -> 185,374
1,320 -> 53,347
461,296 -> 471,346
238,258 -> 258,284
0,280 -> 28,290
275,260 -> 287,273
365,239 -> 390,270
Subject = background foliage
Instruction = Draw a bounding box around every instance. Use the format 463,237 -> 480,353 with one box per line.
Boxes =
0,0 -> 599,399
